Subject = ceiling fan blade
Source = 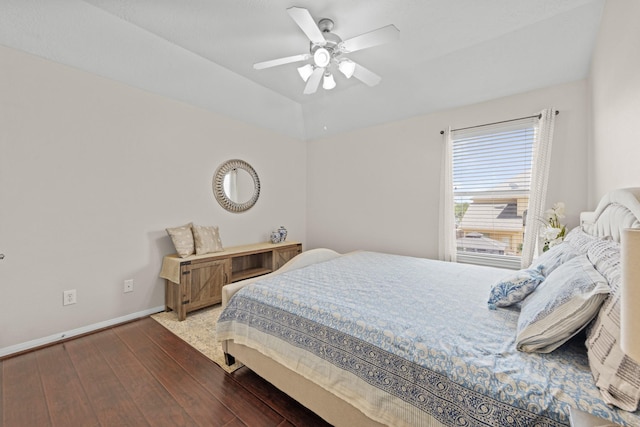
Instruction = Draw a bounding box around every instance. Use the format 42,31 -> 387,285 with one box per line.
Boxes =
287,7 -> 326,45
352,63 -> 382,87
341,24 -> 399,53
303,67 -> 324,94
254,53 -> 311,70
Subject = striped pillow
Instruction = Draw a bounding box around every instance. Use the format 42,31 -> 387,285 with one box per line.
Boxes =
564,225 -> 601,254
516,255 -> 610,353
585,239 -> 640,411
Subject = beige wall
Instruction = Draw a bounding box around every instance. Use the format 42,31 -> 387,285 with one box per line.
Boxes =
0,46 -> 307,351
306,80 -> 590,258
588,0 -> 640,205
3,0 -> 637,355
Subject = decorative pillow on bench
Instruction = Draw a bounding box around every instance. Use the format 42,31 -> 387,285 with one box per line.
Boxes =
166,223 -> 195,258
192,224 -> 224,255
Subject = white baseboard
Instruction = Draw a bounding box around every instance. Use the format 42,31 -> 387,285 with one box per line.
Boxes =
0,305 -> 165,358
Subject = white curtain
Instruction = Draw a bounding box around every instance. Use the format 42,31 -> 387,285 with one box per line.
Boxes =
439,127 -> 457,262
521,108 -> 557,267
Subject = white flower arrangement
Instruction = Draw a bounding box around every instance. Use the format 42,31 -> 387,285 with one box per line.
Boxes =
541,202 -> 567,252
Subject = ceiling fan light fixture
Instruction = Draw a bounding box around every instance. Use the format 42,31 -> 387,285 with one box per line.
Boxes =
313,48 -> 331,68
338,59 -> 356,78
297,64 -> 315,82
253,7 -> 399,95
323,72 -> 336,90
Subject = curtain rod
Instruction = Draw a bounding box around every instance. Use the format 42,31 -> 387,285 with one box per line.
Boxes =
439,110 -> 559,135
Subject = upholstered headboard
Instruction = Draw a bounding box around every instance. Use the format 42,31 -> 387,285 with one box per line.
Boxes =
580,188 -> 640,242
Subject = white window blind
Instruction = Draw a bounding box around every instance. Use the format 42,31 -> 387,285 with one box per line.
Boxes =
451,117 -> 538,269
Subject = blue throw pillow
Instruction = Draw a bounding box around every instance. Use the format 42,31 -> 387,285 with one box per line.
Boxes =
487,266 -> 545,310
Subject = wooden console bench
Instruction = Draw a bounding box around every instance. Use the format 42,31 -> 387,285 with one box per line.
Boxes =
160,241 -> 302,320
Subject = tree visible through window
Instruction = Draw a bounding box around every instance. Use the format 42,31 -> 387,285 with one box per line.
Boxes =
451,118 -> 537,269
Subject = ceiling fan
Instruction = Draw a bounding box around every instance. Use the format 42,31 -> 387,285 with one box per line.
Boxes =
253,7 -> 399,95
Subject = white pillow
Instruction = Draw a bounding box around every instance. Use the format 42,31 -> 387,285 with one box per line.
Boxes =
516,255 -> 610,353
529,242 -> 579,277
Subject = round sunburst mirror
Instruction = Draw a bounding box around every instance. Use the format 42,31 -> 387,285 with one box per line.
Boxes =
212,159 -> 260,213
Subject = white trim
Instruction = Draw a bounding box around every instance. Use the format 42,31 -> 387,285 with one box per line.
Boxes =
0,305 -> 165,358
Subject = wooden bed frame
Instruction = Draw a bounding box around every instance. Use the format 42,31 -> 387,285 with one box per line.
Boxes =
220,188 -> 640,427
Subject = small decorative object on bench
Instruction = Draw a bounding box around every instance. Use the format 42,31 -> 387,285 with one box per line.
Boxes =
278,225 -> 288,242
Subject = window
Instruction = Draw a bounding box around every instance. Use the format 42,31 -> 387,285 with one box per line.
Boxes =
451,117 -> 538,269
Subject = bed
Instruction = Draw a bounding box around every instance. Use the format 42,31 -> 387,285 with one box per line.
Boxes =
217,188 -> 640,427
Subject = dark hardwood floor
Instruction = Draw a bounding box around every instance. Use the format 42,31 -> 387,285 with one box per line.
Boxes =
1,317 -> 332,427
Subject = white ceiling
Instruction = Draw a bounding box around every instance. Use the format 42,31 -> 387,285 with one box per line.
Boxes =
0,0 -> 604,140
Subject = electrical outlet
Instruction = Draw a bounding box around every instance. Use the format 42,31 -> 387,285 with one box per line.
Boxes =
124,279 -> 134,293
63,289 -> 77,306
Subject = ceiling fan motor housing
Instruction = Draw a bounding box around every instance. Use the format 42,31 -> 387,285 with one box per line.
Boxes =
310,20 -> 343,67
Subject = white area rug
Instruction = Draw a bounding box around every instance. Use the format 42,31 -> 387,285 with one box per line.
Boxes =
151,305 -> 242,373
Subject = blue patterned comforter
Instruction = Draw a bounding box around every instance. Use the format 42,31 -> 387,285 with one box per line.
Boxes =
217,251 -> 640,427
